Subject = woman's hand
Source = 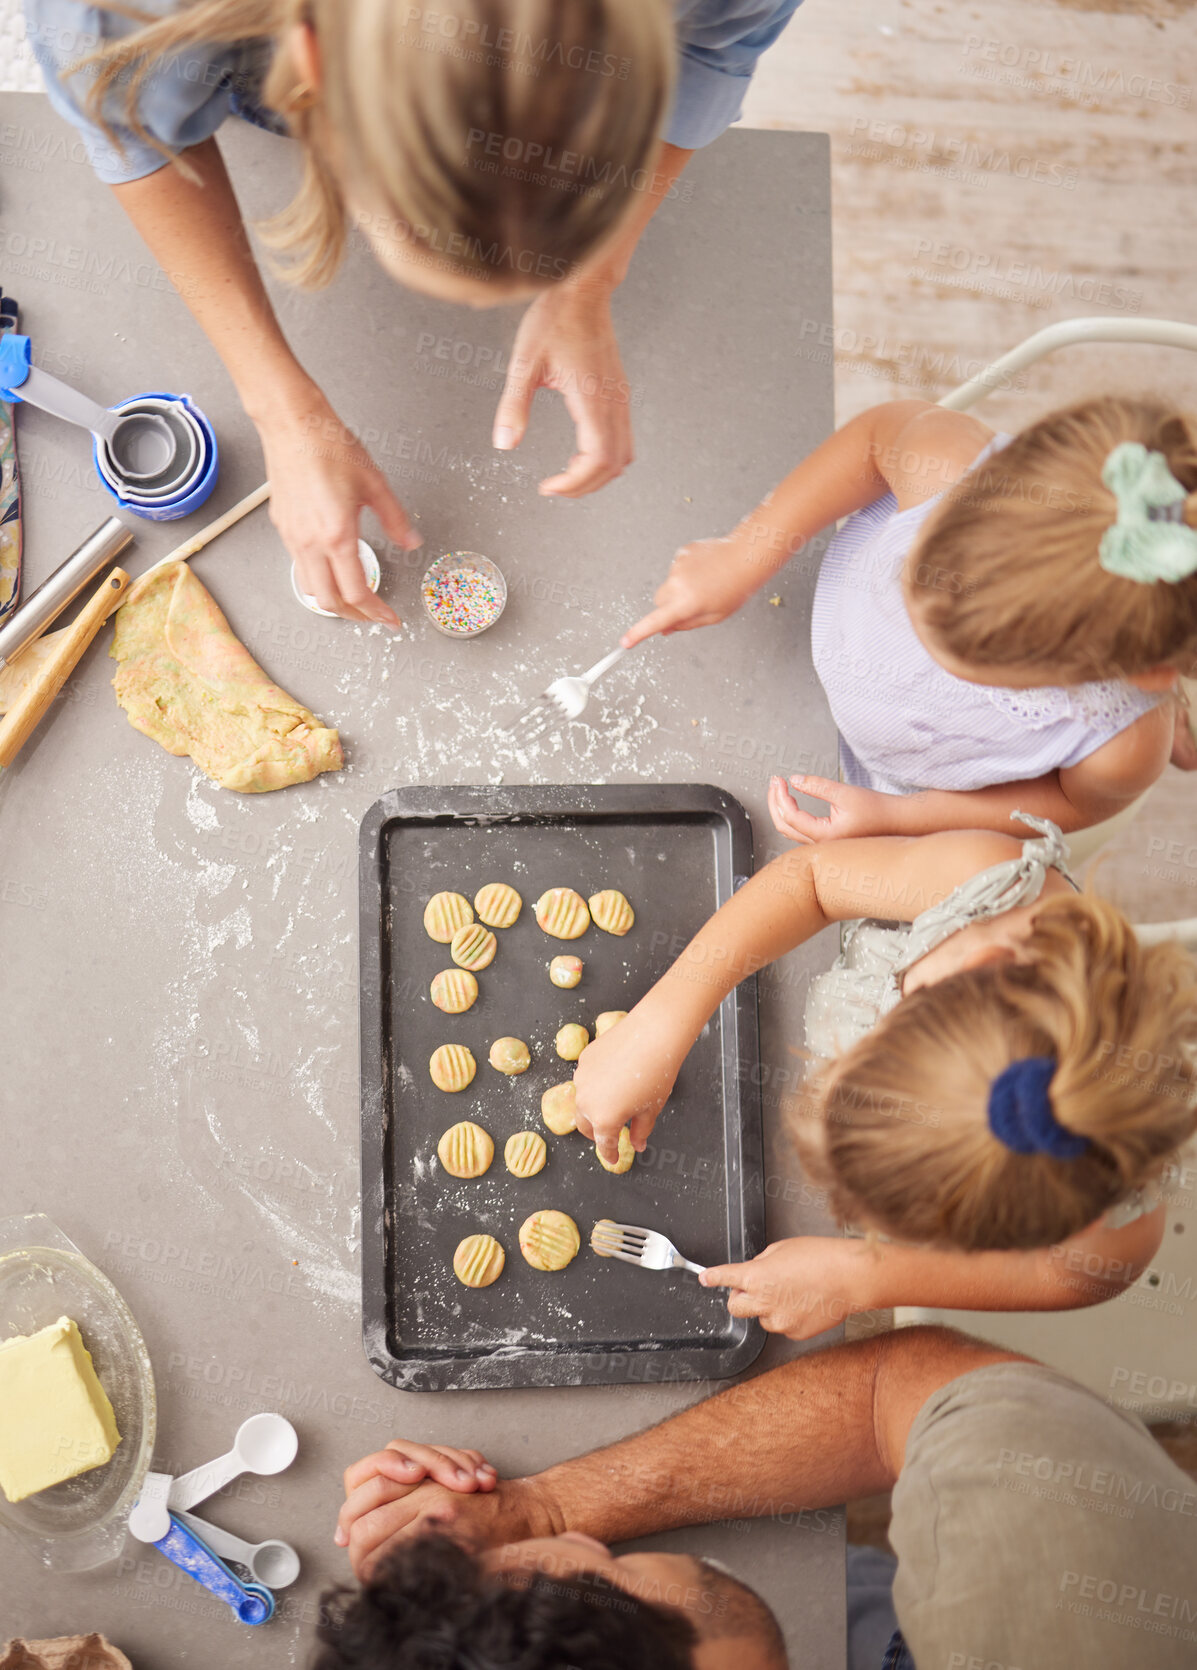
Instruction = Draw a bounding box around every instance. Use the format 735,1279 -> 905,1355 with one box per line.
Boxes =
571,1001 -> 687,1165
622,534 -> 763,648
768,773 -> 904,844
256,387 -> 422,626
701,1237 -> 882,1340
493,282 -> 633,497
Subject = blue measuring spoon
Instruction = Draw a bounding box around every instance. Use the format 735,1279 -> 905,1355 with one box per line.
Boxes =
153,1513 -> 275,1625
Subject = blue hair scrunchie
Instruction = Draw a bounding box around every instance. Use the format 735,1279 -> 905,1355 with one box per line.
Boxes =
986,1056 -> 1090,1160
1099,442 -> 1197,585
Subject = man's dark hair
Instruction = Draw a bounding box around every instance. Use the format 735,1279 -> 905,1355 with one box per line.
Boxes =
314,1534 -> 697,1669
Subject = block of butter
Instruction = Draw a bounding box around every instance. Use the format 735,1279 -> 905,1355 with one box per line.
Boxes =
0,1317 -> 121,1502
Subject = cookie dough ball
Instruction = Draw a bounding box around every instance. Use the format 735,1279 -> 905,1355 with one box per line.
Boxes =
489,1036 -> 531,1076
535,887 -> 590,940
541,1082 -> 578,1135
504,1130 -> 547,1178
424,891 -> 473,943
430,968 -> 478,1014
451,922 -> 497,971
474,882 -> 522,928
597,1127 -> 635,1174
519,1209 -> 581,1271
555,1022 -> 589,1061
549,954 -> 583,989
594,1010 -> 627,1036
429,1043 -> 477,1092
437,1120 -> 493,1177
453,1233 -> 505,1287
588,889 -> 634,936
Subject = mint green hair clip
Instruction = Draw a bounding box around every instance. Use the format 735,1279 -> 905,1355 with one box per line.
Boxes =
1099,441 -> 1197,584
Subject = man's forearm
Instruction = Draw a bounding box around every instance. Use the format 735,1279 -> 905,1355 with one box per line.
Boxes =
527,1328 -> 1022,1546
532,1337 -> 892,1544
112,140 -> 314,421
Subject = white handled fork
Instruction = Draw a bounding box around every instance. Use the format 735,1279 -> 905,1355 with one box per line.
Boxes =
509,645 -> 629,744
590,1220 -> 707,1276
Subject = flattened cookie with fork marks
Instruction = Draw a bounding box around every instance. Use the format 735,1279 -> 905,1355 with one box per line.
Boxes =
453,1233 -> 505,1287
519,1209 -> 580,1271
424,891 -> 473,943
474,882 -> 522,928
588,889 -> 634,936
535,888 -> 590,940
437,1119 -> 493,1177
430,968 -> 478,1014
504,1130 -> 547,1177
451,922 -> 497,971
430,1043 -> 477,1092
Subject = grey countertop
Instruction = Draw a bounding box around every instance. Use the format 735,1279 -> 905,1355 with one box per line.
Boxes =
0,101 -> 843,1665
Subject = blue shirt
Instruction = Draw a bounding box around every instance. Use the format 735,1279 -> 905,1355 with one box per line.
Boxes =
25,0 -> 804,184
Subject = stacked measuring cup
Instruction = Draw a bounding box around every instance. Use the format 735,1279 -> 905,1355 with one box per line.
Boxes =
0,333 -> 218,521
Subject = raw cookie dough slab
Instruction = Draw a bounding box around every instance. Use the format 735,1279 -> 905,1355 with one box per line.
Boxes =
110,562 -> 342,793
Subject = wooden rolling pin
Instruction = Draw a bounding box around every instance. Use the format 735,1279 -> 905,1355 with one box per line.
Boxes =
0,568 -> 129,768
0,482 -> 271,711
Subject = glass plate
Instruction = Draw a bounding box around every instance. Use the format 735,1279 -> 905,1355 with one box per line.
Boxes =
0,1214 -> 156,1570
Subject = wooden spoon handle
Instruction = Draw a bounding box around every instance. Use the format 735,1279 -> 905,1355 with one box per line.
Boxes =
0,568 -> 130,768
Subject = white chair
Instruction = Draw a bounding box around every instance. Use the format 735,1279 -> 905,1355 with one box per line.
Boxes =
896,320 -> 1197,1419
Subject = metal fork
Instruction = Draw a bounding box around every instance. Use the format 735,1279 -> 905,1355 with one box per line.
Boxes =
590,1220 -> 707,1276
509,646 -> 628,744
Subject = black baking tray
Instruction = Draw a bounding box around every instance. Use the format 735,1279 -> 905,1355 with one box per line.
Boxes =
359,784 -> 766,1392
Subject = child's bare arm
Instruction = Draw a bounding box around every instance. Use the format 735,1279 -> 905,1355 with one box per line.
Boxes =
771,705 -> 1170,843
1058,705 -> 1173,824
572,828 -> 1020,1161
622,399 -> 940,647
700,1209 -> 1164,1340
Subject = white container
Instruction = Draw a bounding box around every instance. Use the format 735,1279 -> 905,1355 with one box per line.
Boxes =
291,539 -> 381,617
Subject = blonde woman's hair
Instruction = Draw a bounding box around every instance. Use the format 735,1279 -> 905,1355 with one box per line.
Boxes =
77,0 -> 675,287
905,396 -> 1197,681
796,894 -> 1197,1251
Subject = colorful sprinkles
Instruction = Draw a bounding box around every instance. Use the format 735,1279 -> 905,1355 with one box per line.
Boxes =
422,556 -> 505,636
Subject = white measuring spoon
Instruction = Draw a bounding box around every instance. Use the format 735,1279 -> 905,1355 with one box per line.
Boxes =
175,1508 -> 301,1588
167,1413 -> 299,1513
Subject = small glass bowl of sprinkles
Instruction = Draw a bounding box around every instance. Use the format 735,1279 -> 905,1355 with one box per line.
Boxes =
421,552 -> 507,638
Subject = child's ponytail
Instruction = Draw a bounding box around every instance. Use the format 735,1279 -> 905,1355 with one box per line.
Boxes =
797,894 -> 1197,1251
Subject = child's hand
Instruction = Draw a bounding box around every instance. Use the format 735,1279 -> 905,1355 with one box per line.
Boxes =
700,1237 -> 881,1340
622,536 -> 760,647
769,773 -> 902,843
571,1004 -> 687,1165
